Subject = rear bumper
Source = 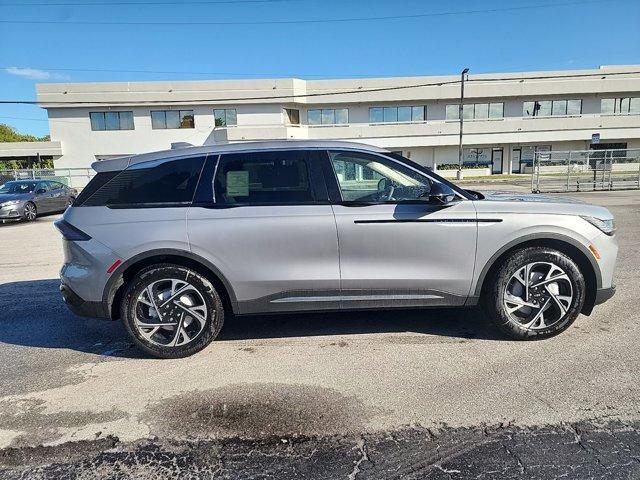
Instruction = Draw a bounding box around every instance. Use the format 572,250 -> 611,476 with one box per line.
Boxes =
595,285 -> 616,305
60,283 -> 109,319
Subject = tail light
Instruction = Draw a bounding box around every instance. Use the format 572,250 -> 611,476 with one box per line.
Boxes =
54,220 -> 91,241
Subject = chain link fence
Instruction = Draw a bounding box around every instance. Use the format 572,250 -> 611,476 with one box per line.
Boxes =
0,168 -> 95,190
531,148 -> 640,193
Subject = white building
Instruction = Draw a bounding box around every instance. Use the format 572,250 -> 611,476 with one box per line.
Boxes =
20,65 -> 640,175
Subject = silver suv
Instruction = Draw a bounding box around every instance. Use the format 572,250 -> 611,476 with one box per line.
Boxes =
56,141 -> 617,358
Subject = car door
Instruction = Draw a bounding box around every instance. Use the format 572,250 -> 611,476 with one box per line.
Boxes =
48,181 -> 67,210
34,181 -> 55,213
324,150 -> 478,308
187,149 -> 341,314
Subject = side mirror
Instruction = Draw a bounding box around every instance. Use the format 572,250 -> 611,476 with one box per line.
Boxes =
427,182 -> 457,206
429,192 -> 457,205
36,188 -> 46,194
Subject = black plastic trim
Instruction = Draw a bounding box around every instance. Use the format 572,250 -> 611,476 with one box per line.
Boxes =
595,285 -> 616,305
473,233 -> 603,297
60,283 -> 108,319
354,219 -> 502,224
101,248 -> 239,317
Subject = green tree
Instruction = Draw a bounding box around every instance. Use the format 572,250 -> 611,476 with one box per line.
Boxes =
0,124 -> 53,169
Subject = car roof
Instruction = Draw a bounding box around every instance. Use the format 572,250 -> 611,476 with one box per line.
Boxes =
92,140 -> 389,173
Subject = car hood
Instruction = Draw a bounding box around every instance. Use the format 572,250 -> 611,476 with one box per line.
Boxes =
480,191 -> 586,204
0,193 -> 30,204
476,191 -> 612,219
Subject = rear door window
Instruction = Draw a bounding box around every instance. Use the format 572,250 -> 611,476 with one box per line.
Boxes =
80,156 -> 205,207
213,150 -> 318,205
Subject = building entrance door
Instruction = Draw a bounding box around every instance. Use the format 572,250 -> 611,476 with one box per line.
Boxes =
491,148 -> 503,174
511,148 -> 522,173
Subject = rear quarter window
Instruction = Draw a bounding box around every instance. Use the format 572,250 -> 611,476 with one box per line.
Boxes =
78,156 -> 205,207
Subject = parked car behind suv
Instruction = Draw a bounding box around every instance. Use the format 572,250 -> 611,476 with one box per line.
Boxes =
0,179 -> 77,222
56,141 -> 617,358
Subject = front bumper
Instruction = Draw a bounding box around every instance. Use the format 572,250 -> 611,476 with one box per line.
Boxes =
0,204 -> 23,220
595,285 -> 616,305
60,283 -> 109,319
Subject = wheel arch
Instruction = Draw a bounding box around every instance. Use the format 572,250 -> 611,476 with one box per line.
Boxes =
475,234 -> 601,316
103,249 -> 237,320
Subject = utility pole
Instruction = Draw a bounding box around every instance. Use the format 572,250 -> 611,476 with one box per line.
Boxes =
457,68 -> 469,180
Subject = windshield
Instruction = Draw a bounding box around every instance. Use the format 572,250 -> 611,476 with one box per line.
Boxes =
0,181 -> 37,194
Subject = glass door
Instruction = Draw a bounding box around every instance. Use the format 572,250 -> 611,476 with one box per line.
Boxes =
511,148 -> 522,174
491,148 -> 503,174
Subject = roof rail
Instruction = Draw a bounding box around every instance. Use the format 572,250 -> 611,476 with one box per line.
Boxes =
170,142 -> 194,149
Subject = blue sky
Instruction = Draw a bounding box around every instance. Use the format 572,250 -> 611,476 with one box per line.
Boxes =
1,0 -> 639,137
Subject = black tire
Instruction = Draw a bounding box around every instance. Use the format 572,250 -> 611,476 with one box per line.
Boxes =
482,247 -> 585,340
121,264 -> 225,358
23,202 -> 37,222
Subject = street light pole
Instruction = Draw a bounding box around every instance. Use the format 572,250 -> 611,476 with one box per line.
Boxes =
457,68 -> 469,180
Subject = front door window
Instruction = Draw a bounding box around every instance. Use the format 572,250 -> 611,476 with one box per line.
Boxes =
329,151 -> 432,203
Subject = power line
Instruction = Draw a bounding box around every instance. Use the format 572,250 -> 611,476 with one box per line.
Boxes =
0,0 -> 622,26
1,65 -> 392,79
0,79 -> 463,105
467,70 -> 640,82
1,0 -> 305,5
4,66 -> 640,82
1,70 -> 638,106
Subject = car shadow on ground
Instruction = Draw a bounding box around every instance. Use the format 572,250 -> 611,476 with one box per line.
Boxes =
0,279 -> 503,359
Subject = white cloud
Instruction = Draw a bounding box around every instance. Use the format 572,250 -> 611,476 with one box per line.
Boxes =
5,67 -> 70,81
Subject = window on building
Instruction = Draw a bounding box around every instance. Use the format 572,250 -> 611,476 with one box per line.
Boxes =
474,103 -> 489,119
489,103 -> 504,118
601,98 -> 615,114
462,104 -> 474,120
307,108 -> 349,125
80,156 -> 205,207
90,111 -> 134,131
151,110 -> 195,129
369,106 -> 426,123
601,97 -> 640,114
524,100 -> 581,117
537,101 -> 552,116
369,107 -> 384,123
447,103 -> 503,120
214,151 -> 315,205
446,104 -> 459,120
383,107 -> 397,123
552,100 -> 568,116
214,108 -> 237,127
567,99 -> 582,115
284,108 -> 300,125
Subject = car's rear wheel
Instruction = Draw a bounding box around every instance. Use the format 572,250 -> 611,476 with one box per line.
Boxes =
121,264 -> 224,358
23,202 -> 37,222
482,247 -> 585,340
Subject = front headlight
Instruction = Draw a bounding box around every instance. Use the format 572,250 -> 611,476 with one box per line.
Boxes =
0,200 -> 21,208
580,216 -> 616,236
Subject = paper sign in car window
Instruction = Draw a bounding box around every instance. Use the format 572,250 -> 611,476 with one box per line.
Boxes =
226,170 -> 249,197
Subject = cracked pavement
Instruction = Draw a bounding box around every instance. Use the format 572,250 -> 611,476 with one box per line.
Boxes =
1,422 -> 639,479
0,188 -> 639,478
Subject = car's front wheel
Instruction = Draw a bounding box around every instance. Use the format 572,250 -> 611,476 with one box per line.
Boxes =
121,264 -> 225,358
483,247 -> 585,340
23,202 -> 37,221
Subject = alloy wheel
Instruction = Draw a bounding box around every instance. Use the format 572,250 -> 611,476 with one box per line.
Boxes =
503,261 -> 573,330
24,203 -> 37,221
134,278 -> 210,347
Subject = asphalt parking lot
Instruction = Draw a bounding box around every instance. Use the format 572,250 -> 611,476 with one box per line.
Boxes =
0,188 -> 639,479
